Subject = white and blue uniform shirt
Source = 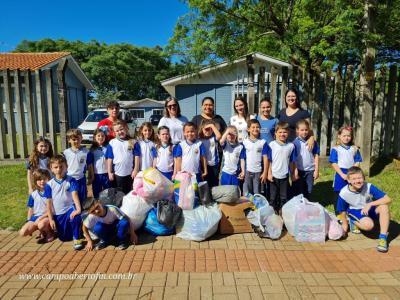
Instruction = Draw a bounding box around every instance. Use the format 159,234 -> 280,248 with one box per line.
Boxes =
293,137 -> 320,171
230,116 -> 248,143
26,156 -> 50,172
63,147 -> 90,180
44,176 -> 78,215
201,135 -> 219,167
88,146 -> 108,175
221,142 -> 246,175
83,205 -> 125,229
266,141 -> 296,179
27,190 -> 47,218
105,138 -> 136,177
173,140 -> 206,174
242,138 -> 268,173
337,183 -> 385,210
329,145 -> 362,169
152,144 -> 174,173
134,140 -> 155,171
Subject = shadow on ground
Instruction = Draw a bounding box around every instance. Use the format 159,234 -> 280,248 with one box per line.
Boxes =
311,179 -> 336,209
362,220 -> 400,244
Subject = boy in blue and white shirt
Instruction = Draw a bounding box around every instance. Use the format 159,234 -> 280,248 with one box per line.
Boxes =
220,126 -> 246,186
265,121 -> 297,213
199,120 -> 222,188
173,122 -> 207,183
44,155 -> 83,250
293,120 -> 320,199
243,119 -> 269,195
337,166 -> 391,252
63,129 -> 91,204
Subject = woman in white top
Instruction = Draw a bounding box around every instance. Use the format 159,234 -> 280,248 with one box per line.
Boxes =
230,96 -> 252,143
158,96 -> 189,145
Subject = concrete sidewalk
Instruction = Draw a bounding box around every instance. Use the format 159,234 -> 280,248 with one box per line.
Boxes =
0,230 -> 399,299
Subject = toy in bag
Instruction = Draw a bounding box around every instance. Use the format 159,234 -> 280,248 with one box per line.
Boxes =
157,199 -> 183,229
282,194 -> 306,236
294,200 -> 326,243
176,203 -> 222,241
144,207 -> 175,236
324,210 -> 344,240
174,171 -> 198,210
98,188 -> 124,207
120,192 -> 153,230
133,168 -> 174,203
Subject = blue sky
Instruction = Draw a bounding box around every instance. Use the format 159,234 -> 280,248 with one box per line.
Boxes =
0,0 -> 188,52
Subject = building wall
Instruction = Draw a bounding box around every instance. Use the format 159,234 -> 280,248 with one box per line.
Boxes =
128,106 -> 164,127
176,84 -> 233,123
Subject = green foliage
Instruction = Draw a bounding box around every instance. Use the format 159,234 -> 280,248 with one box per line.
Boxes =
14,39 -> 183,100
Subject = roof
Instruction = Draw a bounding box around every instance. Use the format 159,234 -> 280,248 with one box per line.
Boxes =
119,98 -> 164,109
0,52 -> 94,89
0,52 -> 70,70
161,52 -> 292,87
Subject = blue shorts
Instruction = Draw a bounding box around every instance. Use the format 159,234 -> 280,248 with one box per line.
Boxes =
77,177 -> 87,204
220,171 -> 239,186
54,207 -> 82,241
159,170 -> 173,181
29,215 -> 40,222
92,173 -> 112,199
347,207 -> 379,222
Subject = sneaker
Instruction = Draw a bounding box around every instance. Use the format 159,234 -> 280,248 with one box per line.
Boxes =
73,239 -> 84,251
377,238 -> 388,253
117,243 -> 129,250
349,218 -> 361,234
94,240 -> 107,250
37,236 -> 47,244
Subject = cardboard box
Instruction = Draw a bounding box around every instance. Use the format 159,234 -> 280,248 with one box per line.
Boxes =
219,202 -> 254,234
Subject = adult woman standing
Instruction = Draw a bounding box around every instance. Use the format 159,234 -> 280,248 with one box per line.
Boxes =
230,96 -> 251,143
191,97 -> 227,135
277,89 -> 313,145
158,96 -> 189,144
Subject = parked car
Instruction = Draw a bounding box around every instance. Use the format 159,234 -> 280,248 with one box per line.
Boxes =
78,108 -> 135,143
149,114 -> 162,126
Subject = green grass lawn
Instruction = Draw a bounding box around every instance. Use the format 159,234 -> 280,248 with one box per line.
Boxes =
0,159 -> 399,230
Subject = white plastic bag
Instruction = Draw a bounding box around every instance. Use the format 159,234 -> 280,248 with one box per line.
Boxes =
247,205 -> 274,228
120,191 -> 153,230
176,203 -> 222,241
324,210 -> 344,240
174,171 -> 198,210
294,200 -> 326,243
247,204 -> 282,240
264,214 -> 284,240
282,194 -> 306,236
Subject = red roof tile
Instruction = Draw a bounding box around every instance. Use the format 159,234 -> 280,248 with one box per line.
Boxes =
0,52 -> 70,70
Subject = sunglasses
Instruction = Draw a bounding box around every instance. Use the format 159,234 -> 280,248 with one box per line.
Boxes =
167,104 -> 177,108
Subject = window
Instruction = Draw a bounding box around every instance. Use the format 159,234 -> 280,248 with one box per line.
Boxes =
152,109 -> 163,116
130,109 -> 145,119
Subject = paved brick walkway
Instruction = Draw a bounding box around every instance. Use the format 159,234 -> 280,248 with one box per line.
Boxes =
1,230 -> 400,299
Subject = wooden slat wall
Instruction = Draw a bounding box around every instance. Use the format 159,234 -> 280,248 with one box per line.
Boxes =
14,70 -> 28,158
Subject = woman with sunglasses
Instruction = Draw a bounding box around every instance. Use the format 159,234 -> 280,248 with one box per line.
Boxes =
158,96 -> 189,144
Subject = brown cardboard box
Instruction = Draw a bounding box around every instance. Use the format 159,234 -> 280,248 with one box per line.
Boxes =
219,202 -> 254,234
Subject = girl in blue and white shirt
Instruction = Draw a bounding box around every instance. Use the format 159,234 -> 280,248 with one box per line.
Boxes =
152,126 -> 176,181
133,122 -> 156,177
198,120 -> 222,188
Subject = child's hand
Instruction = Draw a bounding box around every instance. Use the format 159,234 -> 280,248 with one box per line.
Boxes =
86,240 -> 94,251
361,203 -> 372,215
131,170 -> 138,179
49,219 -> 56,230
260,172 -> 268,183
130,231 -> 138,245
267,173 -> 273,182
201,172 -> 208,180
108,173 -> 114,181
238,171 -> 245,181
313,169 -> 319,180
70,210 -> 79,220
291,173 -> 298,182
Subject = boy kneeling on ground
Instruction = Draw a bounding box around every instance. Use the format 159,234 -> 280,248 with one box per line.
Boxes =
337,166 -> 391,252
83,199 -> 138,251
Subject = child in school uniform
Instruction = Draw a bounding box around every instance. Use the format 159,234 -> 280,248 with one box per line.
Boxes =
26,137 -> 54,194
44,155 -> 83,250
242,119 -> 269,195
265,121 -> 297,213
152,126 -> 176,181
83,199 -> 137,251
293,120 -> 320,199
329,125 -> 362,211
88,129 -> 111,199
20,169 -> 54,243
337,166 -> 391,252
106,120 -> 137,194
63,129 -> 91,204
133,122 -> 156,177
173,122 -> 207,183
198,120 -> 222,188
219,126 -> 246,186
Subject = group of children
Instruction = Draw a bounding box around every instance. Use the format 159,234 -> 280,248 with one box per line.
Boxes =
20,110 -> 392,252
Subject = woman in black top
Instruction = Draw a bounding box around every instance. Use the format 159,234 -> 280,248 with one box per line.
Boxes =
191,96 -> 227,135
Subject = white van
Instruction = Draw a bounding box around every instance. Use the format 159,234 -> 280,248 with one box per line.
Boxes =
78,108 -> 135,143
